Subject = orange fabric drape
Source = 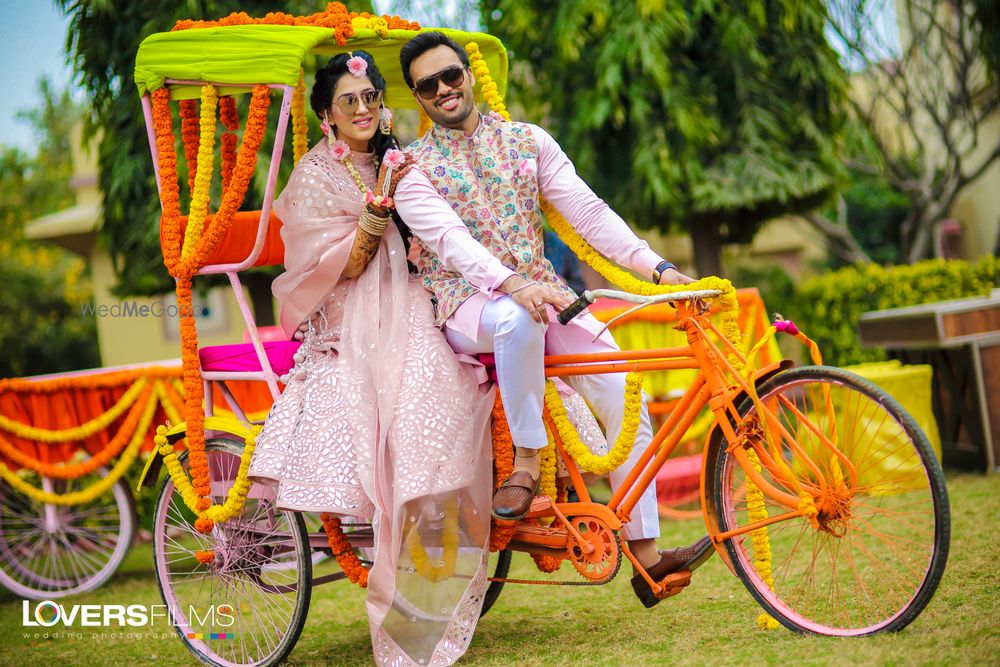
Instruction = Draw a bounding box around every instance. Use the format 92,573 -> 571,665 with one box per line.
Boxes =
0,368 -> 277,469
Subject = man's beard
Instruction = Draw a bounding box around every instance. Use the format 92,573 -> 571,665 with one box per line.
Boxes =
424,91 -> 474,128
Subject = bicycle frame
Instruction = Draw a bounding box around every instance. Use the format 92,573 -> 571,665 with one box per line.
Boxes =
508,298 -> 834,585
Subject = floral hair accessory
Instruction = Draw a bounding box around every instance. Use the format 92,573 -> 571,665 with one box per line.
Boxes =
328,139 -> 350,161
383,149 -> 405,169
346,54 -> 367,78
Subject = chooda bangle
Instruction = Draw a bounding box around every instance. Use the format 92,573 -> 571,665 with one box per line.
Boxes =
358,206 -> 390,236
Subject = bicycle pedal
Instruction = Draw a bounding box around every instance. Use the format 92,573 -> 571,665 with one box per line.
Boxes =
523,496 -> 553,518
654,570 -> 692,600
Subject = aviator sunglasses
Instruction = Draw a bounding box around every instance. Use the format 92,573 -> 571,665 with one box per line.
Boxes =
335,89 -> 383,115
413,65 -> 467,99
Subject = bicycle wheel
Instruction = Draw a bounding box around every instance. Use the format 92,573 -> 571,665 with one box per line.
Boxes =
153,438 -> 311,667
0,468 -> 134,599
712,366 -> 949,636
481,548 -> 511,617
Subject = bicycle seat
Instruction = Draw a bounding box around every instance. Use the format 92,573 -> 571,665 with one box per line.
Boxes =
199,340 -> 301,376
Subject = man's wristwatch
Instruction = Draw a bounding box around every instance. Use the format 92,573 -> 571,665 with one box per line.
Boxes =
652,260 -> 678,283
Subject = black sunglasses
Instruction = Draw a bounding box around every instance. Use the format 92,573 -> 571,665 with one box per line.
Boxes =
413,65 -> 467,100
335,89 -> 383,115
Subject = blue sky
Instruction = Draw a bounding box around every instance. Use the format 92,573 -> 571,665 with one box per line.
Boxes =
0,1 -> 76,151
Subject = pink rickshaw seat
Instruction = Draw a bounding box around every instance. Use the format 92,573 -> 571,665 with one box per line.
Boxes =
199,340 -> 301,376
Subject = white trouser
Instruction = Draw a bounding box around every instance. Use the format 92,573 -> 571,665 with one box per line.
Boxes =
445,297 -> 660,540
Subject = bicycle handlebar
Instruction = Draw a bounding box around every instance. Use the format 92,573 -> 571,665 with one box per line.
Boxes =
557,288 -> 723,325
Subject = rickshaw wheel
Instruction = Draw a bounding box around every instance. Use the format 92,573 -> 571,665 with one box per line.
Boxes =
0,468 -> 134,599
153,437 -> 311,667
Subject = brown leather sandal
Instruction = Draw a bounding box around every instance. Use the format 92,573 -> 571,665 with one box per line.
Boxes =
631,536 -> 714,608
491,470 -> 540,520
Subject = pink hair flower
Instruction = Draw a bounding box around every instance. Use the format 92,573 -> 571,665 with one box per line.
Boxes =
329,139 -> 350,161
346,55 -> 368,78
383,149 -> 405,169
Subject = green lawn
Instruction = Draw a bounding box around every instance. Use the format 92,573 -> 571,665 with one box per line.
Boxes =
2,472 -> 997,667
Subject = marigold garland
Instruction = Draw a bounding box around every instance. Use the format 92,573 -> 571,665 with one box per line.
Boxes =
0,390 -> 159,505
179,99 -> 200,195
406,496 -> 460,582
320,513 -> 369,586
152,88 -> 182,273
0,378 -> 148,443
153,421 -> 258,527
744,447 -> 780,629
544,373 -> 643,475
181,85 -> 218,263
0,384 -> 152,479
171,3 -> 419,45
291,69 -> 308,165
465,42 -> 509,121
489,394 -> 518,552
417,107 -> 433,137
219,95 -> 239,192
150,84 -> 272,532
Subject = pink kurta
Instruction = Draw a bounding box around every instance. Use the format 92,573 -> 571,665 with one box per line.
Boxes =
248,142 -> 494,666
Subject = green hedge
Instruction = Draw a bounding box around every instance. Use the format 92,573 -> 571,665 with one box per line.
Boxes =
787,256 -> 1000,366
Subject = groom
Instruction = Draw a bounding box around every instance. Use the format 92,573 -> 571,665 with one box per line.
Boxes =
393,31 -> 710,607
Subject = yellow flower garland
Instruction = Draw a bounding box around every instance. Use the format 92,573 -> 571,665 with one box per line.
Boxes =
417,107 -> 433,137
154,421 -> 258,525
0,389 -> 160,505
0,378 -> 148,442
544,373 -> 643,475
292,69 -> 308,165
406,496 -> 460,582
744,447 -> 779,629
465,42 -> 509,121
537,426 -> 558,526
181,85 -> 218,262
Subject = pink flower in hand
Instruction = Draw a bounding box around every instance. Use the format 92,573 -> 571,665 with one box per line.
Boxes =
517,158 -> 537,177
346,56 -> 368,78
329,139 -> 350,161
383,149 -> 405,169
365,190 -> 376,204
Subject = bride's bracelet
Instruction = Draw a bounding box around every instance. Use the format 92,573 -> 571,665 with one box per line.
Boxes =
358,206 -> 390,236
506,281 -> 536,296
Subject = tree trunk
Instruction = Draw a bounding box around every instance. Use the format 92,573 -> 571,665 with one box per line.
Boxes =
244,272 -> 276,327
687,215 -> 723,278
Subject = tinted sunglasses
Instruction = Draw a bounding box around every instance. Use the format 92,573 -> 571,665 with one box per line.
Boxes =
335,89 -> 383,115
413,65 -> 467,99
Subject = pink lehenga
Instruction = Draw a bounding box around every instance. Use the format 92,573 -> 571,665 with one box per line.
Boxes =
248,142 -> 495,666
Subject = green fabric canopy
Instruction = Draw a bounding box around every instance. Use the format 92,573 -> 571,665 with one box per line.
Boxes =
134,24 -> 508,109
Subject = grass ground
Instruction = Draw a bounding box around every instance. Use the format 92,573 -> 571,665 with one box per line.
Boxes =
1,472 -> 997,667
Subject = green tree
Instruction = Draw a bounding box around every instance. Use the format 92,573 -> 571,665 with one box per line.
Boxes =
481,0 -> 848,277
0,78 -> 99,377
56,1 -> 374,324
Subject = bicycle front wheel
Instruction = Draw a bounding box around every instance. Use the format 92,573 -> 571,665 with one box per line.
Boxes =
712,366 -> 949,636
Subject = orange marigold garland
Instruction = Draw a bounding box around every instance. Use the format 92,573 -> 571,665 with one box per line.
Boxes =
179,99 -> 200,195
320,513 -> 369,586
489,394 -> 518,552
151,88 -> 182,273
171,3 -> 419,45
219,95 -> 239,193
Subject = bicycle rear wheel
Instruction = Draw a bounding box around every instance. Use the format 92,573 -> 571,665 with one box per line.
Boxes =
153,437 -> 311,667
712,366 -> 949,636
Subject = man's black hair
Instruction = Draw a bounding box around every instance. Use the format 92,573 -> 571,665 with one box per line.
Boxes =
399,31 -> 471,89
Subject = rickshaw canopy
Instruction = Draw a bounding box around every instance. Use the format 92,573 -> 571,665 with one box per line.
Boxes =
134,25 -> 508,110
